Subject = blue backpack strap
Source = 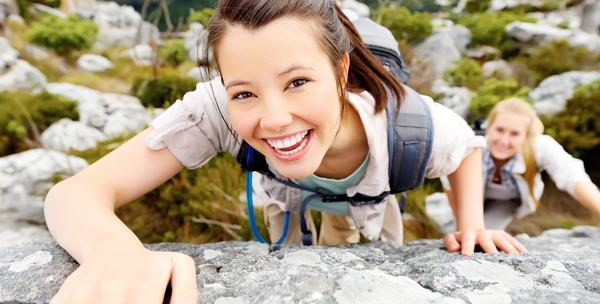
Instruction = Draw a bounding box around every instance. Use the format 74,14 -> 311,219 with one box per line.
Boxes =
386,86 -> 434,193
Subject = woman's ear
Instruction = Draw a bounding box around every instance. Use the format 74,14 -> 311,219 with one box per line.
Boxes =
341,52 -> 350,88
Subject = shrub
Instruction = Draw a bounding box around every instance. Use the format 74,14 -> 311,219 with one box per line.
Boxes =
444,58 -> 483,90
115,153 -> 262,243
393,0 -> 442,12
521,40 -> 600,84
0,91 -> 79,156
16,0 -> 61,20
131,74 -> 197,108
159,40 -> 188,67
187,7 -> 214,27
375,6 -> 433,44
465,0 -> 490,13
456,12 -> 535,56
470,78 -> 530,118
544,78 -> 600,158
27,14 -> 97,56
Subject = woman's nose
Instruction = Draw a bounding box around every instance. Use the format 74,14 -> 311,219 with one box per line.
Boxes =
259,97 -> 293,132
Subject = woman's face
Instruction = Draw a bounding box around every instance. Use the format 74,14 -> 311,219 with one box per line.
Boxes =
217,17 -> 343,179
486,111 -> 530,161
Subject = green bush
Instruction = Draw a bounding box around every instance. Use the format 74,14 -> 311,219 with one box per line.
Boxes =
131,74 -> 197,108
521,40 -> 600,84
393,0 -> 442,12
444,58 -> 484,90
470,78 -> 530,118
456,12 -> 535,56
0,91 -> 79,156
375,6 -> 433,44
159,40 -> 188,67
544,78 -> 600,158
187,7 -> 214,27
465,0 -> 490,13
27,14 -> 97,56
16,0 -> 61,20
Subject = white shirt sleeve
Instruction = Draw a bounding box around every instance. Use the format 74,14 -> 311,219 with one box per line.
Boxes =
535,135 -> 593,195
144,77 -> 240,168
422,95 -> 486,178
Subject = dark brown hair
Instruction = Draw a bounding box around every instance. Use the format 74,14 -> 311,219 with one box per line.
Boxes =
204,0 -> 405,114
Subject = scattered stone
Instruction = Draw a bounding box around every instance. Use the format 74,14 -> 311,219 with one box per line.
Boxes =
0,149 -> 87,222
529,71 -> 600,116
482,60 -> 512,79
121,44 -> 155,66
0,59 -> 47,93
506,21 -> 600,54
77,54 -> 114,72
23,44 -> 50,61
336,0 -> 370,18
41,118 -> 107,152
431,79 -> 473,119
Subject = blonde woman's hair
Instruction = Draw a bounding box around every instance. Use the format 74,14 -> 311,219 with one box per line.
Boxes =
487,98 -> 544,205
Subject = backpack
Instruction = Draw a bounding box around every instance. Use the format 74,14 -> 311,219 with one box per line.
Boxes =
236,16 -> 433,247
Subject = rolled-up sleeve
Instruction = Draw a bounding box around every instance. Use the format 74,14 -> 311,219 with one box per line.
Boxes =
424,96 -> 486,178
536,135 -> 593,195
145,77 -> 234,168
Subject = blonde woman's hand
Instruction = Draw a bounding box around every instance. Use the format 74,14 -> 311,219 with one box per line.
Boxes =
443,229 -> 527,256
50,247 -> 198,304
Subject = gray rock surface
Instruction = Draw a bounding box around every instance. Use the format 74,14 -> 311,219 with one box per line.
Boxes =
0,59 -> 47,93
0,149 -> 87,223
41,118 -> 108,152
431,79 -> 472,118
413,26 -> 470,81
121,44 -> 156,66
45,82 -> 150,136
77,54 -> 114,72
0,36 -> 18,73
529,71 -> 600,116
336,0 -> 370,18
506,21 -> 600,54
2,226 -> 600,303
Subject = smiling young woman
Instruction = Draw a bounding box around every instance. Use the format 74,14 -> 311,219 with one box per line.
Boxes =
445,98 -> 600,230
44,1 -> 528,303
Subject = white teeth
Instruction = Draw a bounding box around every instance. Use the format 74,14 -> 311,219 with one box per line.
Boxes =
266,130 -> 308,149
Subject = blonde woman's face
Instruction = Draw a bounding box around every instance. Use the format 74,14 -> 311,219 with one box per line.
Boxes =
218,17 -> 342,179
487,111 -> 529,160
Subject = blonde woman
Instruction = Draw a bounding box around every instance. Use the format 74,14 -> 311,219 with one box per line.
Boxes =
445,98 -> 600,230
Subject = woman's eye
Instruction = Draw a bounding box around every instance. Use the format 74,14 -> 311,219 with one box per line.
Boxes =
233,92 -> 254,100
288,78 -> 308,89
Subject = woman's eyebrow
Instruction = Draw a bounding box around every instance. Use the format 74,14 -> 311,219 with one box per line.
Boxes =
225,64 -> 314,90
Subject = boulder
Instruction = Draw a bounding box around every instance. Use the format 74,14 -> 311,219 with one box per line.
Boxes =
431,79 -> 472,118
491,0 -> 545,11
41,118 -> 107,152
184,22 -> 210,63
23,44 -> 50,61
46,82 -> 107,128
30,3 -> 67,19
0,59 -> 47,93
506,21 -> 600,54
46,83 -> 150,136
413,26 -> 470,80
121,44 -> 156,66
77,54 -> 114,72
0,149 -> 87,222
0,36 -> 19,73
88,1 -> 160,50
482,59 -> 512,79
529,71 -> 600,116
2,226 -> 600,303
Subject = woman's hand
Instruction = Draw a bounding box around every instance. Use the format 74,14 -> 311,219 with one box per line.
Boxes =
444,229 -> 527,256
50,247 -> 198,304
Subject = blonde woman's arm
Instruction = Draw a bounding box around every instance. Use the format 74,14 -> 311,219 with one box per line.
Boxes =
536,135 -> 600,215
45,129 -> 198,304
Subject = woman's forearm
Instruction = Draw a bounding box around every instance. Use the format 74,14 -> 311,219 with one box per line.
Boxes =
572,181 -> 600,215
446,148 -> 485,231
44,177 -> 144,264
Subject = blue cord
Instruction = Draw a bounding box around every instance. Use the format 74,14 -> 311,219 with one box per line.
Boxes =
245,147 -> 289,245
